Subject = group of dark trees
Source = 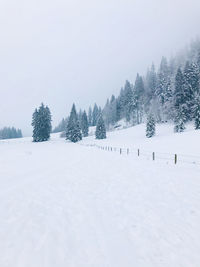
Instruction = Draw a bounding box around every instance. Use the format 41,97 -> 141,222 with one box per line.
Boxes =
0,127 -> 22,140
65,104 -> 106,142
33,103 -> 106,142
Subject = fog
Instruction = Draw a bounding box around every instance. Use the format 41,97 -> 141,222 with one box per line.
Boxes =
0,0 -> 200,135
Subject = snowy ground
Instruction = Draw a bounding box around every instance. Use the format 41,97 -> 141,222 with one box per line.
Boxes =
0,125 -> 200,267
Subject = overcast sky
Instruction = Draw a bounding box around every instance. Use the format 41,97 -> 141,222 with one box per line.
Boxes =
0,0 -> 200,135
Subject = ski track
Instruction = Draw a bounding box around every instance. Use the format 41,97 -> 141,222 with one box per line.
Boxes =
0,136 -> 200,267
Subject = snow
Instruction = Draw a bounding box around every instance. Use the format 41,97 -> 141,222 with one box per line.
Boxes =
0,124 -> 200,267
82,123 -> 200,165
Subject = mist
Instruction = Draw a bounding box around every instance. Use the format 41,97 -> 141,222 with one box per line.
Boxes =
0,0 -> 200,136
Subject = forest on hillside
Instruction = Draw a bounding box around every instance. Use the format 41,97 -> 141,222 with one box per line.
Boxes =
53,39 -> 200,134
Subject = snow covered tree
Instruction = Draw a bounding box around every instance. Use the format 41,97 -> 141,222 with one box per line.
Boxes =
95,113 -> 106,139
146,113 -> 155,138
66,104 -> 82,142
182,61 -> 199,120
92,103 -> 99,126
81,110 -> 89,137
32,103 -> 52,142
88,106 -> 92,126
174,107 -> 186,133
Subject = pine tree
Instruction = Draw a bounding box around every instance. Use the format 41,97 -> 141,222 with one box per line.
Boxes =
182,61 -> 199,120
174,107 -> 186,133
32,108 -> 39,142
95,114 -> 106,139
88,106 -> 92,126
146,113 -> 155,138
81,111 -> 89,137
32,103 -> 52,142
66,104 -> 82,142
92,103 -> 99,126
134,74 -> 145,124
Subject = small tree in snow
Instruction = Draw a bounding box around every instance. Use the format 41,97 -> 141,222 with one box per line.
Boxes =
95,114 -> 106,139
146,113 -> 155,138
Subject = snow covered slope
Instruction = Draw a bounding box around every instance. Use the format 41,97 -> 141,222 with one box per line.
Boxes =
81,123 -> 200,165
0,127 -> 200,267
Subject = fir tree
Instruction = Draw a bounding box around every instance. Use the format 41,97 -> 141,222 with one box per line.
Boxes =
88,106 -> 92,126
95,114 -> 106,139
32,103 -> 52,142
81,111 -> 89,137
66,104 -> 82,142
92,103 -> 99,126
174,107 -> 186,133
146,113 -> 155,138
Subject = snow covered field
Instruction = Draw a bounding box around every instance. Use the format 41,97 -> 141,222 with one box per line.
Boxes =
0,125 -> 200,267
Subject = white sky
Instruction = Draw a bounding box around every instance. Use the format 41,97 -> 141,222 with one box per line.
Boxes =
0,0 -> 200,135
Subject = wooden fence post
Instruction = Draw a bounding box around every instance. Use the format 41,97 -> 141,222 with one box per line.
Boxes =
152,152 -> 155,161
175,154 -> 177,164
127,148 -> 129,155
120,148 -> 122,154
137,149 -> 140,157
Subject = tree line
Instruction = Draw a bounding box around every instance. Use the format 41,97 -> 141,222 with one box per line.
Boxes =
32,103 -> 106,142
0,127 -> 22,140
33,39 -> 200,142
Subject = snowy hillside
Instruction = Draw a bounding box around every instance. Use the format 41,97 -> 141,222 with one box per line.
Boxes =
0,126 -> 200,267
82,123 -> 200,165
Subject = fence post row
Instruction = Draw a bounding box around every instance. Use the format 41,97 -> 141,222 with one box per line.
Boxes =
86,144 -> 180,165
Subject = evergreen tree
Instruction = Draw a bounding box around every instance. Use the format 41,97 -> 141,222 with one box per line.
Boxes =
66,104 -> 82,142
92,103 -> 99,126
81,110 -> 89,137
95,113 -> 106,139
124,80 -> 135,122
174,107 -> 186,133
182,61 -> 199,120
174,68 -> 185,110
88,106 -> 92,126
32,103 -> 52,142
146,113 -> 155,138
134,74 -> 145,124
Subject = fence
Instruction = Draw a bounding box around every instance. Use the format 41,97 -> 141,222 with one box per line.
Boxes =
80,143 -> 200,166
